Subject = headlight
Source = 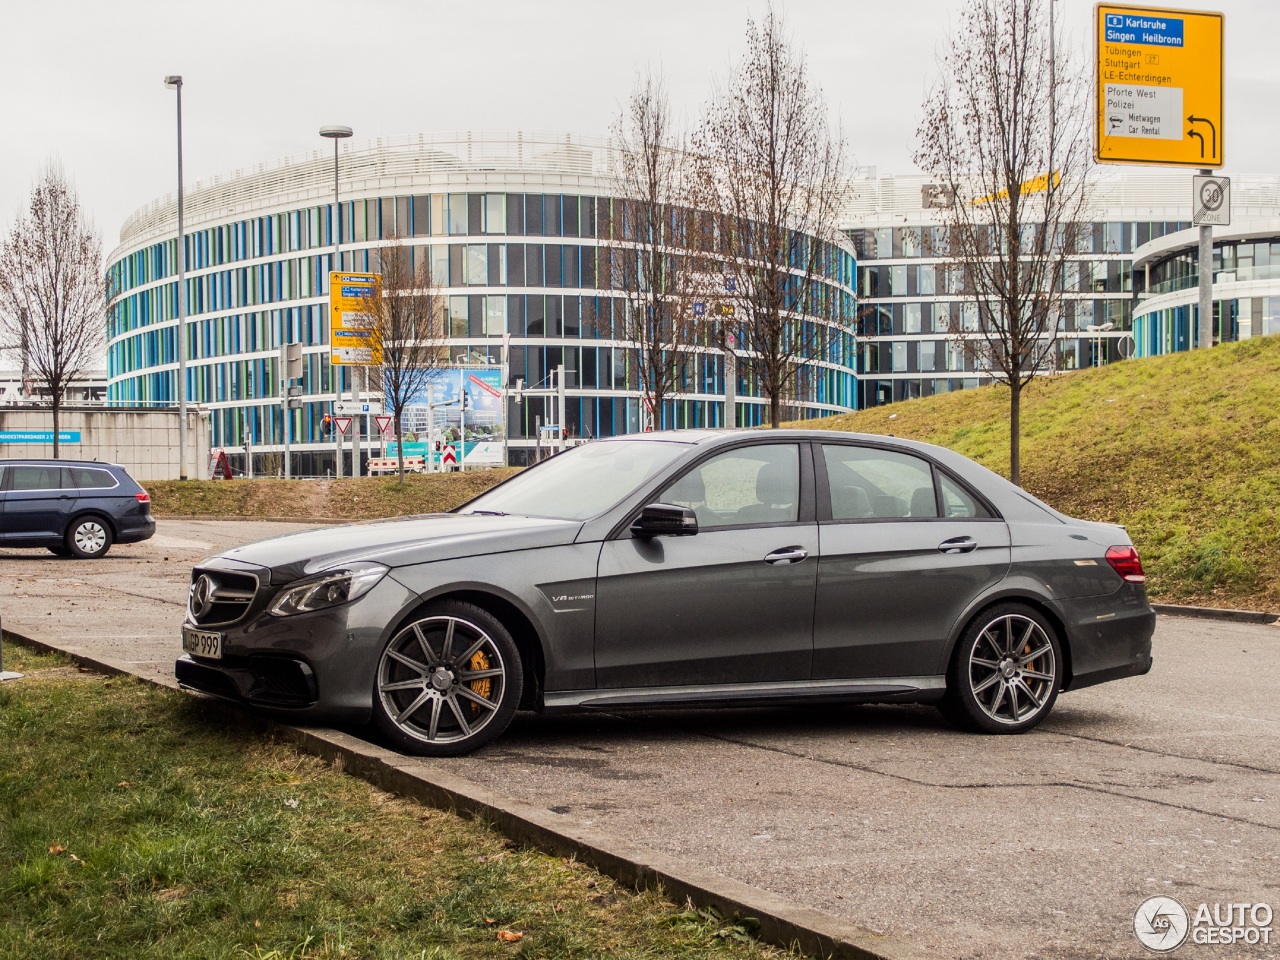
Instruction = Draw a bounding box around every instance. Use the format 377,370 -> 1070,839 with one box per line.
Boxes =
268,562 -> 389,617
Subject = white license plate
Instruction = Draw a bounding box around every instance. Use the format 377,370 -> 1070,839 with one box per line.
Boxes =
182,625 -> 223,660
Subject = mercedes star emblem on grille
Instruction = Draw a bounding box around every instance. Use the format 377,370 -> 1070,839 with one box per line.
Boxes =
190,574 -> 215,619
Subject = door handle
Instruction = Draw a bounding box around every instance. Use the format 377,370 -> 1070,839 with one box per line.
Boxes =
764,546 -> 808,565
938,536 -> 978,554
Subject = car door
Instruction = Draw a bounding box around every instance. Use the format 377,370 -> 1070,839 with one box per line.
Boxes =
813,442 -> 1010,680
594,441 -> 818,688
0,463 -> 75,541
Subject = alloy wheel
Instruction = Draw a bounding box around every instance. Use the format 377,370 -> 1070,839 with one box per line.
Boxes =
376,614 -> 510,747
967,613 -> 1057,725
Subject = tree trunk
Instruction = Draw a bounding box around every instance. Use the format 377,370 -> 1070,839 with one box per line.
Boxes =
1009,383 -> 1022,486
51,396 -> 61,458
769,393 -> 781,429
395,423 -> 406,484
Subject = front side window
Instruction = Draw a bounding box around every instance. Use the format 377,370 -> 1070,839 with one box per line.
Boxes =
5,465 -> 70,491
661,444 -> 799,529
822,446 -> 937,520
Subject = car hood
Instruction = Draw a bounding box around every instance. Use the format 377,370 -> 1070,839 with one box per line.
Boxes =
217,513 -> 585,584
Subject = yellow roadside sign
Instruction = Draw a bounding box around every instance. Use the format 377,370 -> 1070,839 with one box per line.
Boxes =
329,271 -> 380,366
1095,4 -> 1224,168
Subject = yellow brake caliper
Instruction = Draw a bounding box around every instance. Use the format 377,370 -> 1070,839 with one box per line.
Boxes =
469,649 -> 493,716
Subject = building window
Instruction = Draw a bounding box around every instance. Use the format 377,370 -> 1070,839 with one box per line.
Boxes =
904,303 -> 921,334
484,195 -> 506,234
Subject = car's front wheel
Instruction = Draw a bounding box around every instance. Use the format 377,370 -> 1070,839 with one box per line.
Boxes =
66,516 -> 113,559
372,601 -> 523,757
940,603 -> 1062,734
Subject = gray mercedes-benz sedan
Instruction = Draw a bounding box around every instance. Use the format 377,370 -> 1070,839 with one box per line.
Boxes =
176,429 -> 1154,756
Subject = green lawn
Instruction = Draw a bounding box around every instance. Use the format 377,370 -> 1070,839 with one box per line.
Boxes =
0,641 -> 785,960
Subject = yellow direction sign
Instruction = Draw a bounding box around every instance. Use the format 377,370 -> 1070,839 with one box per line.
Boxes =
1095,4 -> 1224,168
329,271 -> 381,366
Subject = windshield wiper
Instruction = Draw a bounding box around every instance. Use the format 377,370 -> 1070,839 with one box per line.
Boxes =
465,509 -> 509,516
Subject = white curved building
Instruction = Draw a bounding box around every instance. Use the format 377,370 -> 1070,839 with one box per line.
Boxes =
106,131 -> 858,472
1132,216 -> 1280,354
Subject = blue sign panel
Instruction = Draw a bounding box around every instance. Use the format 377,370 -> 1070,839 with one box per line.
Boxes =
1104,13 -> 1184,47
0,430 -> 81,443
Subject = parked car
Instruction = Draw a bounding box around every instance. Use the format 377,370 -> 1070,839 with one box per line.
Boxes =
0,459 -> 155,558
176,430 -> 1155,755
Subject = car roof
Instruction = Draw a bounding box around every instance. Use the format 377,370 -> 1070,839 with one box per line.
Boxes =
0,458 -> 123,469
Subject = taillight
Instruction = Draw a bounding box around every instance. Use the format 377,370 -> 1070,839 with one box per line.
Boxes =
135,491 -> 151,504
1105,545 -> 1145,583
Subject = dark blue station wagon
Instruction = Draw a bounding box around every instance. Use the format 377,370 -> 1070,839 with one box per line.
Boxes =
0,459 -> 155,558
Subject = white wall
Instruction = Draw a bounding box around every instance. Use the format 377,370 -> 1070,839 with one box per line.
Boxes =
0,407 -> 208,482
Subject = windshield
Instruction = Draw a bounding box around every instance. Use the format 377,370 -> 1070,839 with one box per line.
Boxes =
461,440 -> 689,521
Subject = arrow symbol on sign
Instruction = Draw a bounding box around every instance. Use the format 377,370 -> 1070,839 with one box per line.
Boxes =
1187,129 -> 1205,158
1187,115 -> 1217,157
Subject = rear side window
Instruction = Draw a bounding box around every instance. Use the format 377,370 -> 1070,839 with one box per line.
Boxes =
70,467 -> 118,490
822,446 -> 938,520
4,465 -> 72,491
939,472 -> 992,519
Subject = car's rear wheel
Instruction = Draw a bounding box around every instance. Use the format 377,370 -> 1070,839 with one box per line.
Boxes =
372,601 -> 522,757
66,516 -> 113,559
940,603 -> 1062,734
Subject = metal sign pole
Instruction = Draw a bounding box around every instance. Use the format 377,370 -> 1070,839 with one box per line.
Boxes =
1198,168 -> 1214,349
557,364 -> 566,452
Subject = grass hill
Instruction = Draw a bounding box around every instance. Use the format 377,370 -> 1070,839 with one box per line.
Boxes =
787,335 -> 1280,612
148,336 -> 1280,612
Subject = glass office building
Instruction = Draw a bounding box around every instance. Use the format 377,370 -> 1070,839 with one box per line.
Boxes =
843,171 -> 1280,407
107,132 -> 857,471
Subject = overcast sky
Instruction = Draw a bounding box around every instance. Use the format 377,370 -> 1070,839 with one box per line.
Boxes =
3,0 -> 1276,252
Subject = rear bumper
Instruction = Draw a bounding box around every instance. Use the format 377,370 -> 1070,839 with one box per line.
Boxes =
117,515 -> 156,543
1050,586 -> 1156,692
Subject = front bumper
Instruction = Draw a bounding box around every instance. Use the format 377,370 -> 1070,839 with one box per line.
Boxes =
176,653 -> 318,709
176,565 -> 420,723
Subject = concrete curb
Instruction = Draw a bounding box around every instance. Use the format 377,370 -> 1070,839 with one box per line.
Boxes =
2,625 -> 927,960
1153,603 -> 1280,625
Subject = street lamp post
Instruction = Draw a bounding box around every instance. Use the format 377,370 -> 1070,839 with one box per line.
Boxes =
320,125 -> 354,477
164,75 -> 189,480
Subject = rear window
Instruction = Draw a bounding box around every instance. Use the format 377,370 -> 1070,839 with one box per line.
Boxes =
70,467 -> 118,490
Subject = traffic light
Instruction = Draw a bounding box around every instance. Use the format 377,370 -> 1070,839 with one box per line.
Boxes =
321,414 -> 333,436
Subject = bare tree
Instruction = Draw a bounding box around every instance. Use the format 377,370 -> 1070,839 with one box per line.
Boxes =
608,71 -> 707,430
367,238 -> 448,483
0,166 -> 105,456
694,8 -> 848,427
915,0 -> 1090,484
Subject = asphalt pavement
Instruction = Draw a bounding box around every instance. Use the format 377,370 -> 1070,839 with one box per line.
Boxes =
2,519 -> 1277,959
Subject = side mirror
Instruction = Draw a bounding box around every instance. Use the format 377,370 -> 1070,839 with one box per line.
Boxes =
630,502 -> 699,538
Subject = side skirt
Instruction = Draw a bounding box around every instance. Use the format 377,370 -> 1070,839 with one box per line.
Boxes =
542,676 -> 947,712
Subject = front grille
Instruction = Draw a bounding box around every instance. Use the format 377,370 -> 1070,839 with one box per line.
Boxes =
188,568 -> 259,626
